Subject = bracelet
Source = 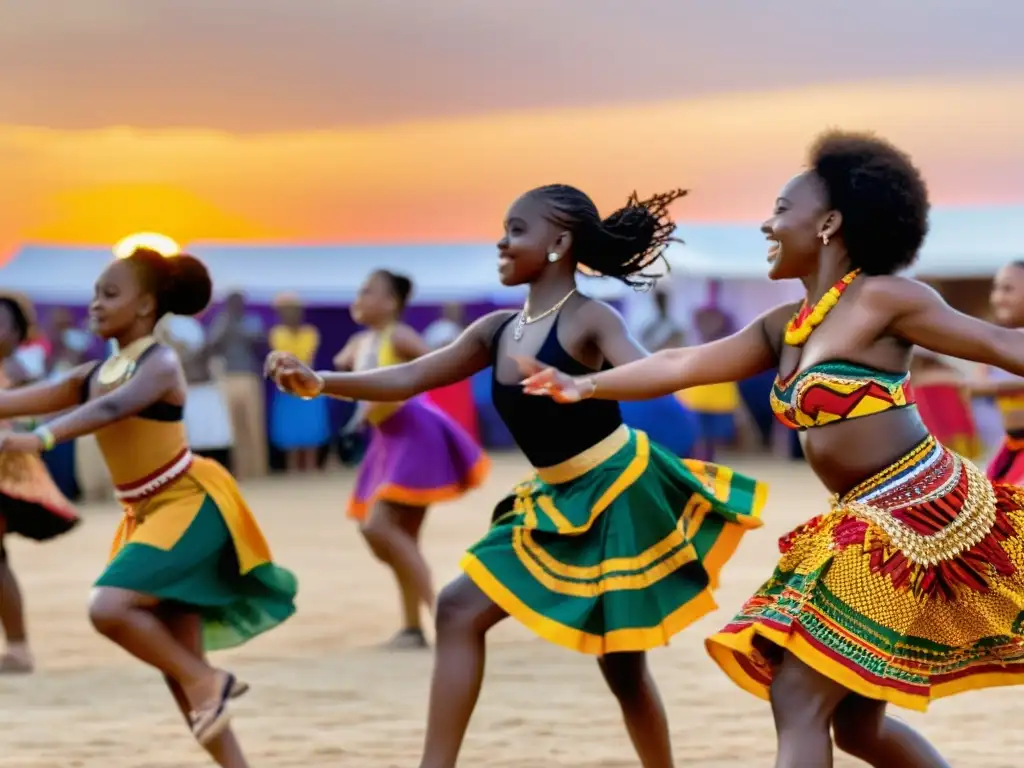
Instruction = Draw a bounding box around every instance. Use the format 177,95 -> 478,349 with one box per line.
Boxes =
33,425 -> 57,452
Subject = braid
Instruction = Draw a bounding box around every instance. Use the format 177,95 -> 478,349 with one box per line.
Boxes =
535,184 -> 687,289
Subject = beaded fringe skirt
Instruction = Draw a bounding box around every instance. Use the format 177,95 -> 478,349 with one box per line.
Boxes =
707,435 -> 1024,711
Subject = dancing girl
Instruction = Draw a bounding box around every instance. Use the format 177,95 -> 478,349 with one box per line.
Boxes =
268,183 -> 766,768
0,249 -> 298,767
335,269 -> 489,648
0,292 -> 79,674
521,131 -> 1024,767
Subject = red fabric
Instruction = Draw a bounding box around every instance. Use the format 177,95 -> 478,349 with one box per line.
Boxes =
909,384 -> 979,458
426,379 -> 480,443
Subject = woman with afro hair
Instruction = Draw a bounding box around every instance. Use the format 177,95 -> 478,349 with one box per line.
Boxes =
521,130 -> 1024,766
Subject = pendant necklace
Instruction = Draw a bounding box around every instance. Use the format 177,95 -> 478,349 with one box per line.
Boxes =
513,288 -> 576,342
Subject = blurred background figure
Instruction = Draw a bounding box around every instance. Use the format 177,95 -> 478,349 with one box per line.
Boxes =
156,314 -> 235,469
422,302 -> 465,350
208,290 -> 267,479
638,287 -> 686,351
678,305 -> 744,460
268,293 -> 330,472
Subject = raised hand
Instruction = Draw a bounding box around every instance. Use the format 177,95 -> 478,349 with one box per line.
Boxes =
263,351 -> 325,399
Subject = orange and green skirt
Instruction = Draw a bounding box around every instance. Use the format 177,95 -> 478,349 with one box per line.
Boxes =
95,456 -> 298,651
461,425 -> 766,655
706,435 -> 1024,711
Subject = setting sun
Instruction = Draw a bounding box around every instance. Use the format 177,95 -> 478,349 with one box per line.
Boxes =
113,232 -> 180,259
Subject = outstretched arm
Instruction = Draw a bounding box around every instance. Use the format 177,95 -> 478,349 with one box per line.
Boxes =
41,348 -> 182,444
0,363 -> 94,420
270,311 -> 513,402
521,305 -> 788,402
879,277 -> 1024,375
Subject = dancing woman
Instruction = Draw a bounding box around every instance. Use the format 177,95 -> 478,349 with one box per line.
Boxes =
267,184 -> 766,768
335,269 -> 490,648
0,249 -> 298,767
0,292 -> 79,674
520,131 -> 1024,767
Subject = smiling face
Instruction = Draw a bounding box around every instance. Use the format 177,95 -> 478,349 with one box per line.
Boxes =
496,193 -> 571,286
761,172 -> 835,281
991,263 -> 1024,327
350,271 -> 399,326
88,259 -> 154,339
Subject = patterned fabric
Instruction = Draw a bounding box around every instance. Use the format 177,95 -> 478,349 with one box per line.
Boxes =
706,436 -> 1024,711
770,360 -> 915,431
0,368 -> 79,541
462,426 -> 766,655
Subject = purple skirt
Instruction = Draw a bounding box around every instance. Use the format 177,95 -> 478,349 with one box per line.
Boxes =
347,396 -> 489,521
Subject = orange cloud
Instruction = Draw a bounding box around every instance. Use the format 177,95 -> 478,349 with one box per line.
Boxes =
2,75 -> 1024,260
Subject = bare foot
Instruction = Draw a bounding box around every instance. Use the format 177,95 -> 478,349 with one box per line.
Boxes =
0,644 -> 34,674
381,628 -> 429,650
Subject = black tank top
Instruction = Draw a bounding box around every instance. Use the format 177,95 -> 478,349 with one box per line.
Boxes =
491,314 -> 623,468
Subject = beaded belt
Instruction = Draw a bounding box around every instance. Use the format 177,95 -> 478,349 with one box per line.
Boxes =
114,449 -> 194,503
831,439 -> 996,566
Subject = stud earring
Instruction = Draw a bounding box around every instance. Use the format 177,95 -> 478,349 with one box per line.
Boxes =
547,252 -> 560,263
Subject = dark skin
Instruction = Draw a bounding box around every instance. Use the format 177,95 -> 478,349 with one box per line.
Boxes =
333,271 -> 438,648
0,305 -> 32,671
520,171 -> 1024,767
0,259 -> 249,766
269,191 -> 675,768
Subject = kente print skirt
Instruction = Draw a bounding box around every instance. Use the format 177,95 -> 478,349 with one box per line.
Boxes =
461,425 -> 766,655
706,435 -> 1024,711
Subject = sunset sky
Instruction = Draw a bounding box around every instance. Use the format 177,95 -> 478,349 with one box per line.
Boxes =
3,1 -> 1024,259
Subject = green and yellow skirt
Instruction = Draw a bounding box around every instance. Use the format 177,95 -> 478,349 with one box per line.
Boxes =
461,425 -> 766,655
96,456 -> 298,652
706,435 -> 1024,711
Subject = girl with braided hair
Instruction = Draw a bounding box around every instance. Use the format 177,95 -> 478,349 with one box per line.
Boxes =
268,184 -> 766,768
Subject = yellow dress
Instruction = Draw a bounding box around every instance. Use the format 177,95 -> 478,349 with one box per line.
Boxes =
92,345 -> 297,651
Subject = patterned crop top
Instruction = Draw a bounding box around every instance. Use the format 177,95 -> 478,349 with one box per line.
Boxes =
770,359 -> 916,431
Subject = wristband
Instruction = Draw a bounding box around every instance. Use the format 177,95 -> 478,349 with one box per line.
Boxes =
33,425 -> 56,452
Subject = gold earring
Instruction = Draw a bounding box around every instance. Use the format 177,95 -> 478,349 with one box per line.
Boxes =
547,252 -> 560,263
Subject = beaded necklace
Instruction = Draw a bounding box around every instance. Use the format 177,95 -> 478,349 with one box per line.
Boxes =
783,269 -> 861,347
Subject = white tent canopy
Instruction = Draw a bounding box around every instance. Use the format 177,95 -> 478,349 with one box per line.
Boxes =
666,204 -> 1024,279
0,243 -> 624,305
3,205 -> 1021,304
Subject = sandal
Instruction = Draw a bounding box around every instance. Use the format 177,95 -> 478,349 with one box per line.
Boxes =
190,672 -> 236,745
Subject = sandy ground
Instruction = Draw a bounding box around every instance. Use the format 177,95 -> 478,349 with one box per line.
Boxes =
2,451 -> 1022,767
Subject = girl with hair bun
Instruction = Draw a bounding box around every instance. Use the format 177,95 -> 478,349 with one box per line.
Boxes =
335,269 -> 490,649
268,185 -> 766,767
0,248 -> 297,764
